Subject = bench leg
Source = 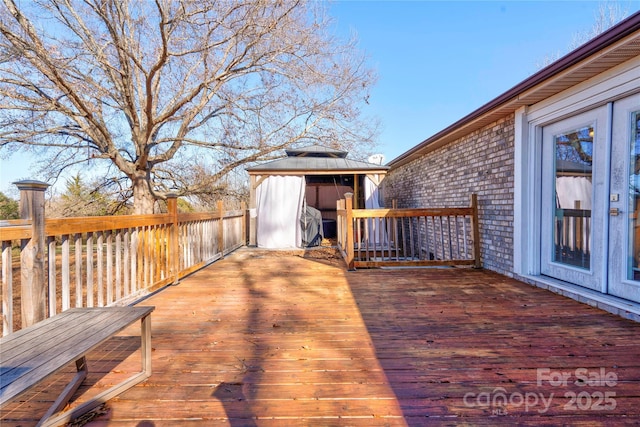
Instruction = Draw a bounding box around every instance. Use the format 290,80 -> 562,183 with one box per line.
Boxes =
38,314 -> 153,427
36,357 -> 88,427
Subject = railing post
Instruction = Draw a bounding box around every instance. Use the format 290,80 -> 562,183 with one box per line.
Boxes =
470,193 -> 482,269
167,194 -> 179,285
336,198 -> 345,258
344,193 -> 355,271
241,201 -> 247,245
15,180 -> 50,327
217,200 -> 224,255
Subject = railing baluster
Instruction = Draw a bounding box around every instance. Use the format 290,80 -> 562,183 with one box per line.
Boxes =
386,217 -> 391,261
115,229 -> 122,301
422,216 -> 429,260
199,221 -> 204,262
179,224 -> 184,271
403,217 -> 408,260
405,218 -> 415,259
150,226 -> 156,286
394,216 -> 399,261
355,218 -> 361,261
431,216 -> 437,260
356,219 -> 364,261
48,236 -> 56,317
143,226 -> 149,289
61,234 -> 70,310
137,227 -> 144,290
463,217 -> 468,259
186,223 -> 191,268
74,233 -> 82,308
439,217 -> 445,261
161,225 -> 167,280
124,228 -> 130,296
454,216 -> 461,260
2,241 -> 13,336
130,228 -> 137,294
97,231 -> 104,306
419,217 -> 423,259
397,217 -> 402,260
106,230 -> 113,305
422,216 -> 427,260
371,218 -> 375,260
145,225 -> 151,289
447,216 -> 453,260
86,232 -> 93,308
191,222 -> 195,265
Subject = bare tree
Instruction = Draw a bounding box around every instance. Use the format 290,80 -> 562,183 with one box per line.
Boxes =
0,0 -> 377,213
535,1 -> 630,69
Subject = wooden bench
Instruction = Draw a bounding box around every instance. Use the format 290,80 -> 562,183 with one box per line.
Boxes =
0,306 -> 154,426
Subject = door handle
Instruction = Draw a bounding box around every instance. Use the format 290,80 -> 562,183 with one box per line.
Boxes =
610,207 -> 620,216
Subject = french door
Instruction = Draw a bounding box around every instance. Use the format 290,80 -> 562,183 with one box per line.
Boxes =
541,107 -> 608,291
609,93 -> 640,302
541,93 -> 640,303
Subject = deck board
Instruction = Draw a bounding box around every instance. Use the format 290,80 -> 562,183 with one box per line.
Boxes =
2,248 -> 640,425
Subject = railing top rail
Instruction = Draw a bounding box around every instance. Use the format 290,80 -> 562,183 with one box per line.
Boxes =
223,209 -> 246,217
0,226 -> 31,241
0,219 -> 31,227
178,210 -> 243,222
350,207 -> 475,218
44,214 -> 174,235
1,209 -> 247,241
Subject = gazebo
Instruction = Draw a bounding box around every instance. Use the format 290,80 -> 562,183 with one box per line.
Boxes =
246,145 -> 389,248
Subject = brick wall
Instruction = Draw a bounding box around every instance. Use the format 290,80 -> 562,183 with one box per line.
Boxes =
382,114 -> 515,276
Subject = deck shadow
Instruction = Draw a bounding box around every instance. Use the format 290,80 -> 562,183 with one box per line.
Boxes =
344,267 -> 640,425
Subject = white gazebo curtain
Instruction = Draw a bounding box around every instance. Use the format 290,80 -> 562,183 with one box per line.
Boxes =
256,175 -> 306,248
364,175 -> 388,246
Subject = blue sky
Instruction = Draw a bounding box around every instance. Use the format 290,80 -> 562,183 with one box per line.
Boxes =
1,1 -> 639,194
328,0 -> 640,163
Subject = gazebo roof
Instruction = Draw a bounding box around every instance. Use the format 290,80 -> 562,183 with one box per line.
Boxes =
247,145 -> 388,175
285,145 -> 348,158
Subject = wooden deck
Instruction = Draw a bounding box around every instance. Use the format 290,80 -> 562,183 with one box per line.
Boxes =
2,247 -> 640,426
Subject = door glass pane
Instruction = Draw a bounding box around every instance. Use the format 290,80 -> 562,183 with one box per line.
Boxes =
553,125 -> 593,269
628,111 -> 640,281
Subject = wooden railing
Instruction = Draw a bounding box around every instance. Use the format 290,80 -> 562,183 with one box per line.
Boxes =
337,194 -> 481,270
0,184 -> 246,336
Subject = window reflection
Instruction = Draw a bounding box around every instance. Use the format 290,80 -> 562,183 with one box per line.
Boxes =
553,126 -> 593,269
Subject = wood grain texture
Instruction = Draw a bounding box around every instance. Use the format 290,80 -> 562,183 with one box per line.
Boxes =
0,307 -> 154,406
2,249 -> 639,425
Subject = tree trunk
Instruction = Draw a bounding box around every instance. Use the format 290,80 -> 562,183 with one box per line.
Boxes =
132,173 -> 156,215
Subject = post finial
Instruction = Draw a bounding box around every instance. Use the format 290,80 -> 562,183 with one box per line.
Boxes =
13,180 -> 50,191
